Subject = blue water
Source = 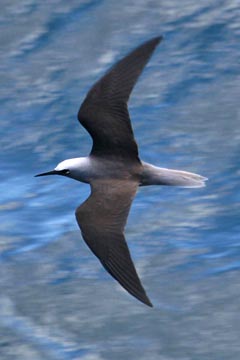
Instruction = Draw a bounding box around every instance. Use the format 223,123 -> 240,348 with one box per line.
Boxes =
1,0 -> 240,359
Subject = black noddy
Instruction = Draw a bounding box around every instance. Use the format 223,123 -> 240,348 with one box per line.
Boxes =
36,36 -> 207,307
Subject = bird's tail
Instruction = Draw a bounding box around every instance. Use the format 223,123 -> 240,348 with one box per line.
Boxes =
141,162 -> 207,188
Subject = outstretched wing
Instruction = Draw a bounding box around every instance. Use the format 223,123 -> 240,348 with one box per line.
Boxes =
78,36 -> 162,160
75,180 -> 152,307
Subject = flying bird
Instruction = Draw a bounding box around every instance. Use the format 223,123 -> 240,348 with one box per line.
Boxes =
36,36 -> 207,307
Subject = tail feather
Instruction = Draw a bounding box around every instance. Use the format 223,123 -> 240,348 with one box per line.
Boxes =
141,162 -> 207,188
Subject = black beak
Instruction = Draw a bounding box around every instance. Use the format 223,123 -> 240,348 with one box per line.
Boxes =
35,170 -> 59,177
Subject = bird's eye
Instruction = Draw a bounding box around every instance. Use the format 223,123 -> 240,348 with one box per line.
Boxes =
61,169 -> 70,175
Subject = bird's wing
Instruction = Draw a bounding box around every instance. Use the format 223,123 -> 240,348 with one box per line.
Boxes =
75,180 -> 152,307
78,36 -> 162,161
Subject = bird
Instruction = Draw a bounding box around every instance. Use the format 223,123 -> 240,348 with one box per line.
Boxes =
35,36 -> 207,307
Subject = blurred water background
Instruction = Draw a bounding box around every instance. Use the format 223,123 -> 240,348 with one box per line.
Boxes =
0,0 -> 240,359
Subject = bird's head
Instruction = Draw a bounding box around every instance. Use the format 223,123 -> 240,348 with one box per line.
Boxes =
35,159 -> 77,178
35,158 -> 89,181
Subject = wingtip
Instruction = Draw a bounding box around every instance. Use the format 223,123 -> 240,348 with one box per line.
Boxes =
132,35 -> 163,57
138,35 -> 163,58
128,287 -> 153,308
137,287 -> 153,307
143,297 -> 153,308
150,35 -> 164,45
156,35 -> 164,43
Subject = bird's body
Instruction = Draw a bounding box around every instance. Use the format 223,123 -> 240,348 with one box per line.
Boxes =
36,36 -> 207,307
55,157 -> 139,183
55,157 -> 206,187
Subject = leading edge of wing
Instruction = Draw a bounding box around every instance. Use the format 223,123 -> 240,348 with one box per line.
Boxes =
75,180 -> 153,307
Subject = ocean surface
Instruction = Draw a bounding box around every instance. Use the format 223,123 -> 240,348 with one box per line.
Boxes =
1,0 -> 240,359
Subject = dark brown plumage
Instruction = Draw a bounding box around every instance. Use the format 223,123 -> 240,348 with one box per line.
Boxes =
75,180 -> 152,307
76,37 -> 162,306
78,36 -> 162,161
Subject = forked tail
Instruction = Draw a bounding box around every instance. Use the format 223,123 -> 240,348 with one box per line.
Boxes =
141,162 -> 207,188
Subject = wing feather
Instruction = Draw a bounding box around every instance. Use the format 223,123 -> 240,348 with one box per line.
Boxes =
78,36 -> 162,160
75,180 -> 152,307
